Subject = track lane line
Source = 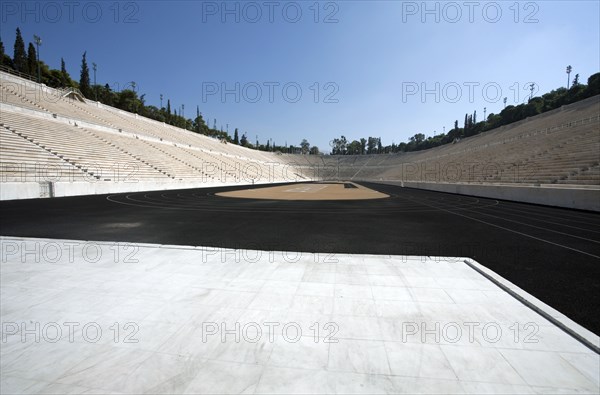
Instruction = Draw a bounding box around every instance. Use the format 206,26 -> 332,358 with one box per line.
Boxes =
474,204 -> 600,234
428,200 -> 600,244
498,199 -> 600,223
412,197 -> 600,259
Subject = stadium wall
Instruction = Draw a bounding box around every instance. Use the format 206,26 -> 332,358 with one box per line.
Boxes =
0,179 -> 285,200
0,182 -> 41,200
378,180 -> 600,212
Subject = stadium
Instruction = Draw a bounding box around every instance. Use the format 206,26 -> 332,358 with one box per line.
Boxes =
1,2 -> 599,394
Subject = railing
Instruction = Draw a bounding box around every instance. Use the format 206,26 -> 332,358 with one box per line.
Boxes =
0,65 -> 77,93
58,86 -> 85,101
0,65 -> 38,83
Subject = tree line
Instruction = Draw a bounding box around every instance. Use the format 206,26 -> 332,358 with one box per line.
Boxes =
2,27 -> 597,157
1,27 -> 298,152
330,72 -> 599,155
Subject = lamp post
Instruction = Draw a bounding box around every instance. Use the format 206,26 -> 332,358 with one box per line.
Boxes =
529,83 -> 535,101
33,35 -> 41,83
92,62 -> 97,101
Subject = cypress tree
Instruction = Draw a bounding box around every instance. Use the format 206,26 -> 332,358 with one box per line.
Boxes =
233,128 -> 239,144
0,38 -> 5,66
196,106 -> 201,133
60,58 -> 70,86
13,28 -> 27,73
27,42 -> 37,77
0,38 -> 10,68
79,51 -> 91,97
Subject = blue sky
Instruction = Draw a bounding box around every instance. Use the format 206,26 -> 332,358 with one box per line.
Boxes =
1,1 -> 599,151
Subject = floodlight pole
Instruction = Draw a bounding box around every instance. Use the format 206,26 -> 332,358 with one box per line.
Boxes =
566,65 -> 572,89
160,94 -> 163,109
33,35 -> 41,83
529,83 -> 535,101
483,107 -> 486,122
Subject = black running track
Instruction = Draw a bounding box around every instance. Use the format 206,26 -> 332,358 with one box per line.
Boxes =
1,182 -> 599,334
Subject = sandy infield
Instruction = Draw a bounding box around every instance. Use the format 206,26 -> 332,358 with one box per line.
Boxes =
216,182 -> 390,201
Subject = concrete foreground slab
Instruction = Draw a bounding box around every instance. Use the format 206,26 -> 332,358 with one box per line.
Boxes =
1,237 -> 598,394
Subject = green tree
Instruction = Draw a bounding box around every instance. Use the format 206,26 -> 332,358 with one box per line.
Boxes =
195,106 -> 201,133
360,138 -> 367,155
240,133 -> 248,146
115,89 -> 142,113
347,140 -> 361,155
410,133 -> 425,145
309,146 -> 320,155
367,137 -> 378,154
27,42 -> 37,77
13,28 -> 27,73
572,74 -> 580,87
300,139 -> 310,154
60,58 -> 71,87
79,51 -> 91,97
233,128 -> 240,144
586,73 -> 600,96
193,108 -> 208,134
98,84 -> 116,106
331,136 -> 348,155
0,38 -> 11,67
0,38 -> 4,66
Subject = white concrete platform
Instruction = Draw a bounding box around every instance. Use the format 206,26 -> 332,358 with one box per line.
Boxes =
1,237 -> 598,394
